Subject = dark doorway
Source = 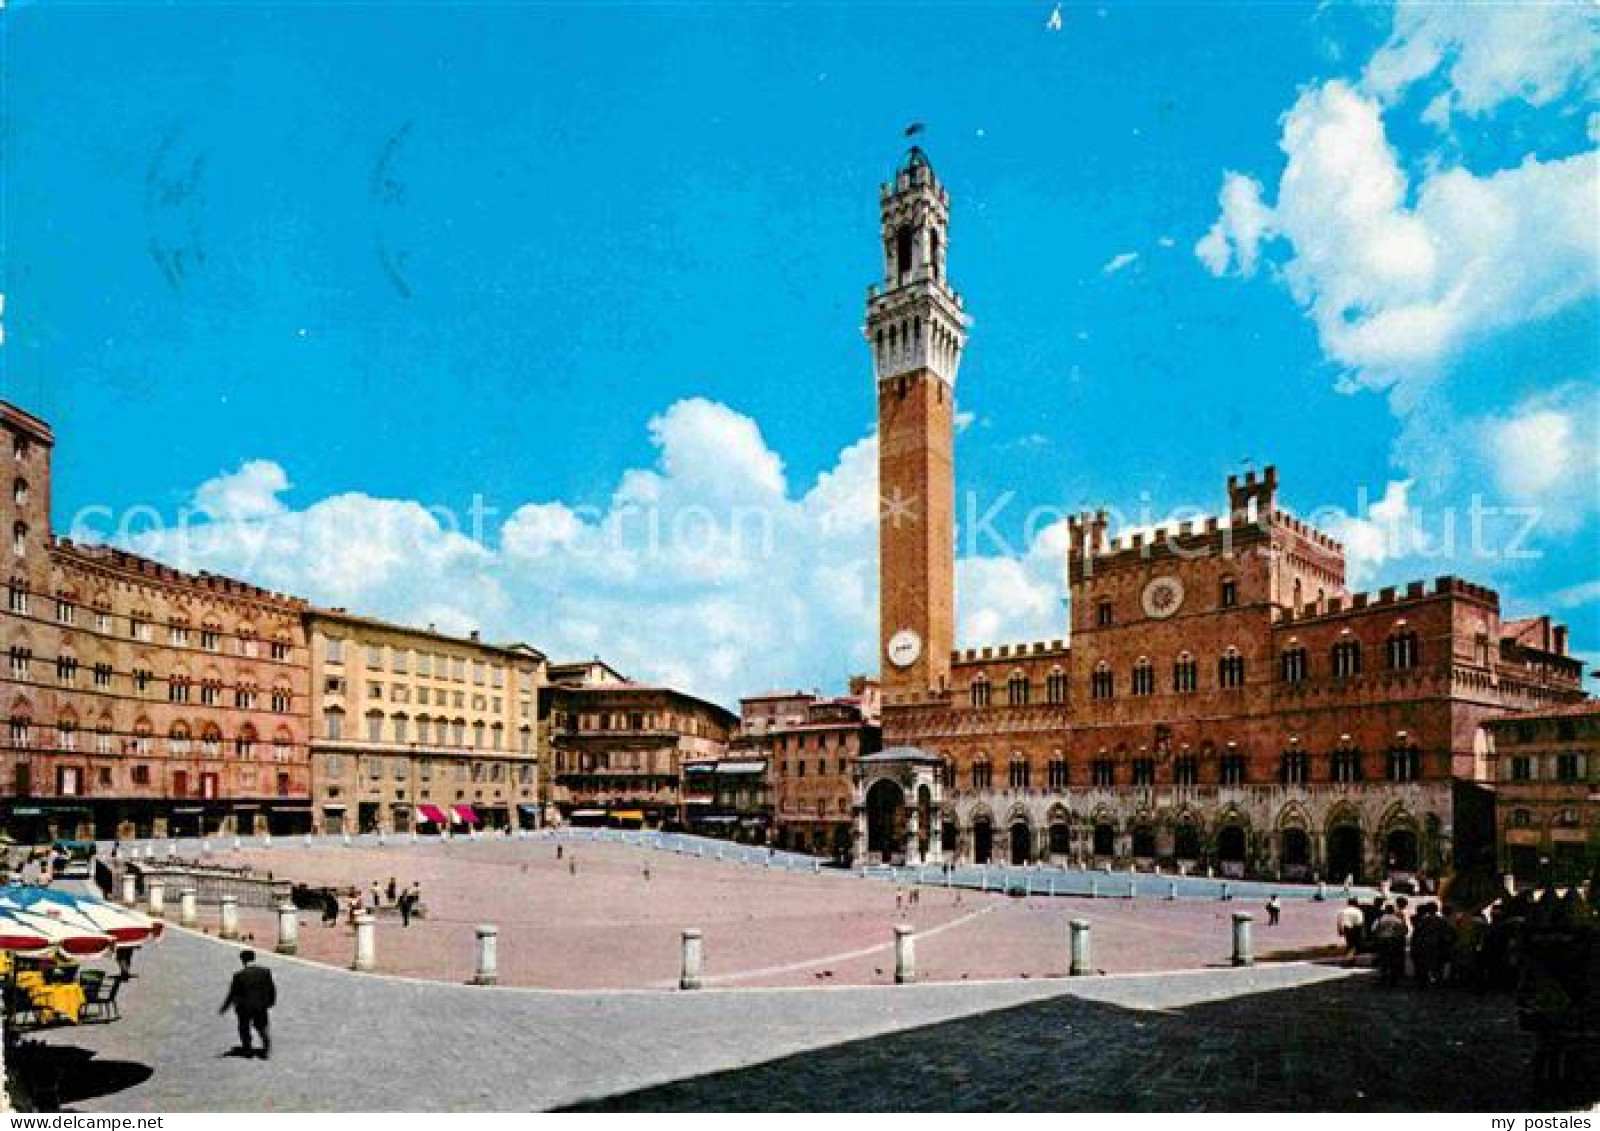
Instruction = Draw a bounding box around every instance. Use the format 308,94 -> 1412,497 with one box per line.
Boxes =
1174,823 -> 1201,861
917,786 -> 933,857
1217,824 -> 1246,862
941,819 -> 957,855
973,818 -> 993,864
1048,822 -> 1070,856
1327,824 -> 1363,883
1009,822 -> 1031,866
1385,827 -> 1419,874
1132,826 -> 1156,859
1281,827 -> 1311,877
865,779 -> 906,858
1092,822 -> 1115,857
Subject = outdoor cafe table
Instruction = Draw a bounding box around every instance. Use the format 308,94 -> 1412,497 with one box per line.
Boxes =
14,968 -> 86,1024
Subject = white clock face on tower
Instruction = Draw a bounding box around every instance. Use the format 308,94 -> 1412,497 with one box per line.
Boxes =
1141,576 -> 1185,620
887,628 -> 923,668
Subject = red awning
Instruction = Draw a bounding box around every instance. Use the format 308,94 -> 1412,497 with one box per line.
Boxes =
452,805 -> 480,825
417,805 -> 449,825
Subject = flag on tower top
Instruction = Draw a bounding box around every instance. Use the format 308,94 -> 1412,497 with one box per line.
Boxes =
904,122 -> 925,138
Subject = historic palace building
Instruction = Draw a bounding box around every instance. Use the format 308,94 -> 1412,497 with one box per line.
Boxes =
307,608 -> 545,835
543,666 -> 737,828
853,150 -> 1588,881
1,402 -> 313,842
745,681 -> 881,859
1481,702 -> 1598,886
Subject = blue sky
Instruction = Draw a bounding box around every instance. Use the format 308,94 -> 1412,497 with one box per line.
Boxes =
3,2 -> 1596,704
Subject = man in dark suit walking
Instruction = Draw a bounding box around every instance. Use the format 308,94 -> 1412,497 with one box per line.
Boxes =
220,950 -> 277,1058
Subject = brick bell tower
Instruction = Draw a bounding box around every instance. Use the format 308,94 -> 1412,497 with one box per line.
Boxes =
867,146 -> 966,699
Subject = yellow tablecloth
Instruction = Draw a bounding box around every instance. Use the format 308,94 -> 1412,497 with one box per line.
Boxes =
15,970 -> 85,1023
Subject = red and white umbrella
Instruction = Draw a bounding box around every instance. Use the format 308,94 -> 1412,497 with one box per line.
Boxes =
1,887 -> 160,946
0,909 -> 54,955
0,905 -> 113,957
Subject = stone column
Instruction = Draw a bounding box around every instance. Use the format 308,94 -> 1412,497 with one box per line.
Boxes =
219,895 -> 240,941
894,924 -> 915,984
119,872 -> 137,907
1069,918 -> 1092,976
473,924 -> 499,985
180,889 -> 199,928
147,879 -> 165,917
1231,912 -> 1255,967
276,902 -> 299,955
679,928 -> 703,990
1168,879 -> 1178,901
352,911 -> 376,972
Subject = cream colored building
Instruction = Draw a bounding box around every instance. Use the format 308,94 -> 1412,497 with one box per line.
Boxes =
307,609 -> 545,834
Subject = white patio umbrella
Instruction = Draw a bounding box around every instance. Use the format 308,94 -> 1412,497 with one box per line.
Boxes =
0,904 -> 114,958
1,887 -> 160,946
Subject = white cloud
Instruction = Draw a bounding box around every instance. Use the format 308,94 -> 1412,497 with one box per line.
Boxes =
1195,172 -> 1272,277
1199,0 -> 1599,398
1324,479 -> 1415,588
1482,384 -> 1600,534
1362,1 -> 1599,122
1549,579 -> 1600,610
110,399 -> 1072,706
1101,251 -> 1139,275
193,459 -> 290,522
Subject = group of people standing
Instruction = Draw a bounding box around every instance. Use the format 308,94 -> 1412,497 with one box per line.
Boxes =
1336,894 -> 1516,990
316,878 -> 423,928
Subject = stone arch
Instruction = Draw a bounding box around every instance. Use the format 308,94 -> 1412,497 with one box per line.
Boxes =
1324,801 -> 1365,883
1377,802 -> 1421,875
1006,808 -> 1033,866
1045,802 -> 1072,857
969,803 -> 995,865
1276,801 -> 1314,877
1214,805 -> 1249,871
864,777 -> 906,857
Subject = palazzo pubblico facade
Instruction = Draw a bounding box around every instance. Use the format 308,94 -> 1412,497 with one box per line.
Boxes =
853,147 -> 1586,883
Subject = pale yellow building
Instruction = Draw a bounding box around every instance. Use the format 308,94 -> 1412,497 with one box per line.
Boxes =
307,609 -> 545,834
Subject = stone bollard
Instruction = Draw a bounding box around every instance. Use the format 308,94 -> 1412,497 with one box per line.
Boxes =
377,831 -> 386,847
473,924 -> 499,985
1315,881 -> 1327,902
232,836 -> 242,852
219,895 -> 240,941
812,859 -> 821,874
1048,877 -> 1057,897
180,889 -> 199,928
894,924 -> 916,984
120,873 -> 137,907
1128,876 -> 1138,900
304,833 -> 313,848
263,833 -> 272,849
1069,918 -> 1092,976
167,841 -> 178,858
147,879 -> 166,917
201,840 -> 211,855
679,928 -> 703,990
1219,881 -> 1231,902
1168,879 -> 1178,901
352,912 -> 376,972
1502,873 -> 1516,896
276,901 -> 299,955
342,833 -> 352,847
1089,878 -> 1099,899
1231,912 -> 1255,967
